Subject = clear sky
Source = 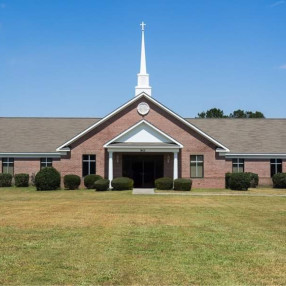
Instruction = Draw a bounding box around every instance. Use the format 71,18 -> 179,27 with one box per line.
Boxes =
0,0 -> 285,118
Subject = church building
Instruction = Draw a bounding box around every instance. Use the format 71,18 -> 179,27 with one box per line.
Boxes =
0,23 -> 285,188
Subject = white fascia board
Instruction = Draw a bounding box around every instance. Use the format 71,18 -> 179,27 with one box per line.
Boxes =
220,153 -> 286,159
57,92 -> 229,152
103,119 -> 183,148
0,152 -> 64,158
107,147 -> 180,153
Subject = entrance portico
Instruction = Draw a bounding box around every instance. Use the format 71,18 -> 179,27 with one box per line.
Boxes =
104,120 -> 182,188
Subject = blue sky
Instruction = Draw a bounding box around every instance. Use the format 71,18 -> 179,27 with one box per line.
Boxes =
0,0 -> 285,118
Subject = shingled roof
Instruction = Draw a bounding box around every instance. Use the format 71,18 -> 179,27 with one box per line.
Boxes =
0,117 -> 285,154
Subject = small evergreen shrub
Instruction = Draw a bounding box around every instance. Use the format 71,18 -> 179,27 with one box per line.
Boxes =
111,177 -> 133,190
155,177 -> 173,190
35,167 -> 61,191
272,173 -> 286,188
15,173 -> 29,187
229,173 -> 251,191
225,172 -> 231,189
64,174 -> 81,190
94,179 -> 109,191
84,174 -> 102,189
174,178 -> 192,191
0,173 -> 13,187
245,172 -> 259,188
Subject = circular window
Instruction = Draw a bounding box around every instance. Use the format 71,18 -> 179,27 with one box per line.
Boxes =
137,102 -> 150,116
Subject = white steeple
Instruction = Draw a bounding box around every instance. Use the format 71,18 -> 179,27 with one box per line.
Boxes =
135,21 -> 152,96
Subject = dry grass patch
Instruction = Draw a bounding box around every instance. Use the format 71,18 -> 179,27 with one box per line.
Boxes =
0,187 -> 285,285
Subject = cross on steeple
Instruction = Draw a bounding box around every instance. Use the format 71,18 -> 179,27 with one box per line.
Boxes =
140,21 -> 146,31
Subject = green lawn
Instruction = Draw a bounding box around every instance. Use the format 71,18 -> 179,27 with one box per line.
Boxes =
0,187 -> 285,285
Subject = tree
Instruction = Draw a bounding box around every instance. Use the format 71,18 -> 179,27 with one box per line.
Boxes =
197,108 -> 225,118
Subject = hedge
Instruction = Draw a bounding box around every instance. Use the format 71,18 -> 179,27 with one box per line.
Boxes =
15,173 -> 29,187
94,179 -> 110,191
64,174 -> 81,190
84,174 -> 102,189
0,173 -> 13,187
245,172 -> 259,188
174,178 -> 192,191
155,177 -> 173,190
229,172 -> 251,191
225,172 -> 231,189
111,177 -> 133,190
272,173 -> 286,188
35,167 -> 61,191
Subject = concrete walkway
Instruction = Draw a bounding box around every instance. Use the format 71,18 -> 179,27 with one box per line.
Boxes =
132,188 -> 155,195
154,192 -> 286,197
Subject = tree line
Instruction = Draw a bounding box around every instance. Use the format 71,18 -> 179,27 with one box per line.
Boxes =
197,108 -> 265,118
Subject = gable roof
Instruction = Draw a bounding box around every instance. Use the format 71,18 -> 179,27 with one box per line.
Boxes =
56,93 -> 229,152
103,120 -> 183,148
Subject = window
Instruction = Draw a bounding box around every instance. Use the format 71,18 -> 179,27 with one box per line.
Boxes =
190,155 -> 204,178
270,159 -> 282,177
82,155 -> 96,177
232,159 -> 244,173
2,158 -> 14,175
40,158 -> 53,169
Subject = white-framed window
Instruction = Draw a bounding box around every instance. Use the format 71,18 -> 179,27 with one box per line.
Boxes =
270,159 -> 282,177
2,158 -> 14,175
40,158 -> 53,169
232,158 -> 244,173
190,155 -> 204,178
82,155 -> 96,177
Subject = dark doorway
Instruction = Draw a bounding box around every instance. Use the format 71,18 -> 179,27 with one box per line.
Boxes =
122,155 -> 164,188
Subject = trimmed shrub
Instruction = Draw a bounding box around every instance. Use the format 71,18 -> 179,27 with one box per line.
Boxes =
94,179 -> 109,191
84,174 -> 102,189
155,177 -> 173,190
174,178 -> 192,191
246,172 -> 259,188
225,172 -> 231,189
0,173 -> 13,187
15,173 -> 29,187
35,167 -> 61,191
229,173 -> 251,191
64,174 -> 81,190
111,177 -> 133,190
272,173 -> 286,188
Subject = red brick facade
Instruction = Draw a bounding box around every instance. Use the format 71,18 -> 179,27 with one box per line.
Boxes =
1,96 -> 284,188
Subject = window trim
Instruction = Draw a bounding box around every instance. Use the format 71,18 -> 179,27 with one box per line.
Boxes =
270,159 -> 282,177
82,154 -> 96,177
190,155 -> 204,178
232,158 -> 244,173
2,157 -> 14,175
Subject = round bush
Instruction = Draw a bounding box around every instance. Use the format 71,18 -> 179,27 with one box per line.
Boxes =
84,174 -> 102,189
155,177 -> 173,190
15,173 -> 29,187
94,179 -> 109,191
174,178 -> 192,191
0,173 -> 13,187
245,172 -> 259,188
272,173 -> 286,188
64,174 -> 81,190
35,167 -> 61,191
111,177 -> 133,190
229,173 -> 251,191
225,172 -> 231,189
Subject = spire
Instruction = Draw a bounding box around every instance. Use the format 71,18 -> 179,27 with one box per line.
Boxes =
135,21 -> 152,96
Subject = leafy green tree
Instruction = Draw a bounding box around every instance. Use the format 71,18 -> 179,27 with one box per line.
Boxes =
197,108 -> 225,118
247,111 -> 265,118
229,109 -> 247,118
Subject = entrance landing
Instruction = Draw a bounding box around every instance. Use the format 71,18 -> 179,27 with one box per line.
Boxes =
132,188 -> 155,195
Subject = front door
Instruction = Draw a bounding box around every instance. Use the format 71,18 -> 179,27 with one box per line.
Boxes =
122,155 -> 164,188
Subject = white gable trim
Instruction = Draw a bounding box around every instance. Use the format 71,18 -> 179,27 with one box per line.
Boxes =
56,92 -> 229,152
103,120 -> 183,148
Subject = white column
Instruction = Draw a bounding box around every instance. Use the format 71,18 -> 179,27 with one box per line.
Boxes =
108,151 -> 113,189
173,151 -> 178,180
